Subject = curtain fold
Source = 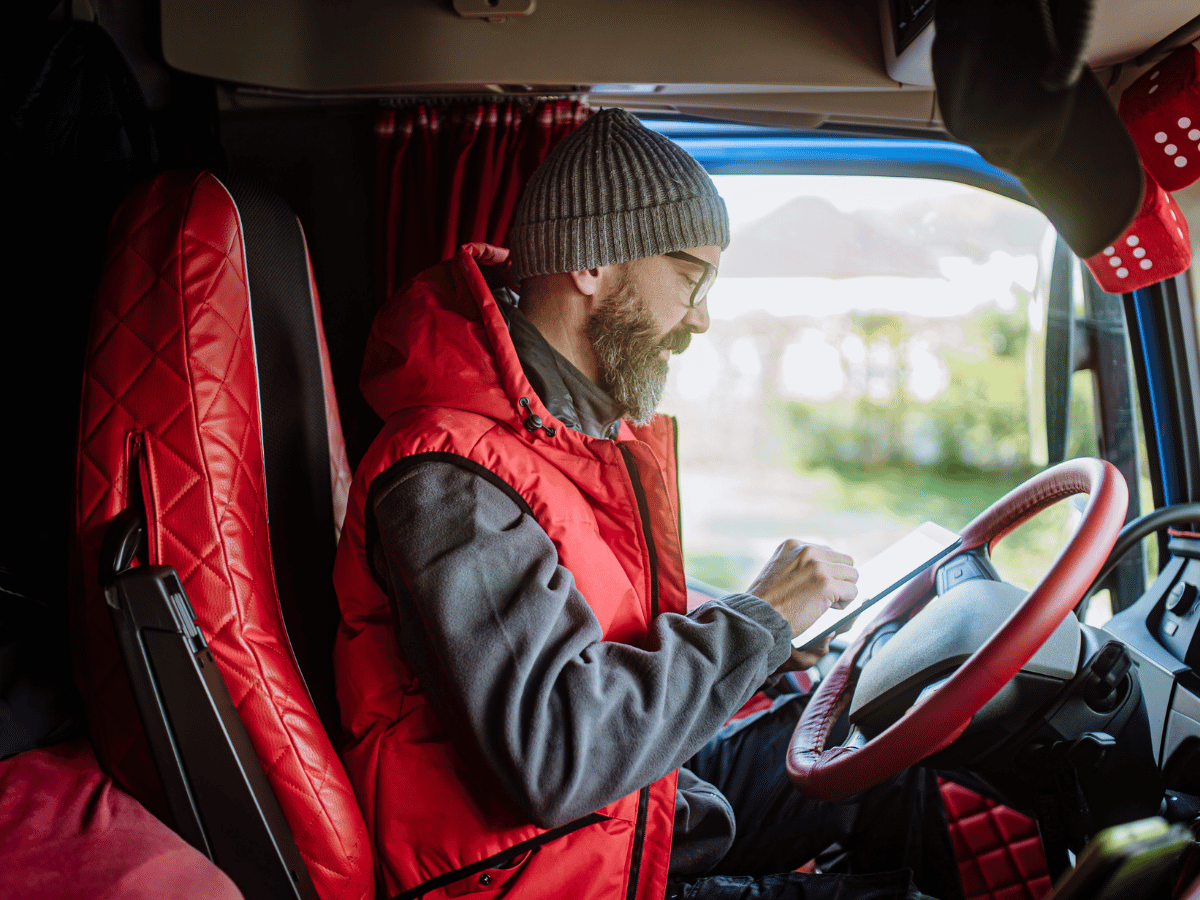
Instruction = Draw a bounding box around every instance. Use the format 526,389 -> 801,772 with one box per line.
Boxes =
375,99 -> 593,305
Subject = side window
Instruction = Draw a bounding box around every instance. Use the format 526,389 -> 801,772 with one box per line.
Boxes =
662,174 -> 1135,620
1180,181 -> 1200,306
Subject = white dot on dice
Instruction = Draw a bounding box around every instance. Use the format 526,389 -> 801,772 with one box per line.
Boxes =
1151,84 -> 1160,93
1157,131 -> 1169,143
1104,246 -> 1115,255
1192,129 -> 1200,141
1141,260 -> 1153,270
1177,157 -> 1189,167
1127,235 -> 1140,246
1117,268 -> 1129,278
1166,144 -> 1178,155
1110,256 -> 1122,267
1134,247 -> 1146,258
1181,118 -> 1193,129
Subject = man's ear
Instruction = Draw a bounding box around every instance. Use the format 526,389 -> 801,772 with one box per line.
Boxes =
567,267 -> 602,299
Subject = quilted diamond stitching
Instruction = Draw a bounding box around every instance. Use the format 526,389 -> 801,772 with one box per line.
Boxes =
940,780 -> 1052,900
74,171 -> 372,900
73,185 -> 190,819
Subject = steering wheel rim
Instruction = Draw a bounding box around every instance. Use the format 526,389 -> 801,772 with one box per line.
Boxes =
787,458 -> 1128,801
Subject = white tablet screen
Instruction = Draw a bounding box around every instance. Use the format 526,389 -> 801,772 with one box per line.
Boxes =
792,521 -> 962,652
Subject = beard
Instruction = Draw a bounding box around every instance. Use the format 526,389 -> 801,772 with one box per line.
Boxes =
586,268 -> 692,425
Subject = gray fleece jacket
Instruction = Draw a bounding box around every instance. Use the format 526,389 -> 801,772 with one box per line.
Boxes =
369,296 -> 794,876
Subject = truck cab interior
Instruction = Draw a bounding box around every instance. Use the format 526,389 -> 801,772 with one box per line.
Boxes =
6,2 -> 1200,899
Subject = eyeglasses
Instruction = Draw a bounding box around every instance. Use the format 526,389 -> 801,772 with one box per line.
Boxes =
665,250 -> 718,308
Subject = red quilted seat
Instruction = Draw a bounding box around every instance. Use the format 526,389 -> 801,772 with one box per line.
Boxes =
939,779 -> 1052,900
73,170 -> 370,900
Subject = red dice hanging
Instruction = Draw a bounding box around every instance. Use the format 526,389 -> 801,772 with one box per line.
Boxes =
1084,170 -> 1191,293
1119,45 -> 1200,192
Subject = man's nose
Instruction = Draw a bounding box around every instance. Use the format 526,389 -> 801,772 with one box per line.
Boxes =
682,297 -> 710,334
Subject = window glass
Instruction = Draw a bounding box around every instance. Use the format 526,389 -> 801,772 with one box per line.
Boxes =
662,174 -> 1106,601
1176,180 -> 1200,305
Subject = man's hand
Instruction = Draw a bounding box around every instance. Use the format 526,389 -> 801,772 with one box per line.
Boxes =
746,540 -> 858,642
776,639 -> 834,675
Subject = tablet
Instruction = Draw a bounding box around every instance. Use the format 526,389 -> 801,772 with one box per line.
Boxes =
792,522 -> 962,653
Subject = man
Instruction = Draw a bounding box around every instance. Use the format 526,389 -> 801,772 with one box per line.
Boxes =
333,108 -> 955,900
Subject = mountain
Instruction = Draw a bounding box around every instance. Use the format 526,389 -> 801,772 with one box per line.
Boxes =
871,194 -> 1049,263
719,192 -> 1049,278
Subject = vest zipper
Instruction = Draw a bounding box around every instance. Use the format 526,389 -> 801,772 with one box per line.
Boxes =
618,445 -> 660,620
618,444 -> 660,900
625,786 -> 650,900
669,416 -> 683,548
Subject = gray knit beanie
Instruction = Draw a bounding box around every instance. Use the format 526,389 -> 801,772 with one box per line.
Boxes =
507,108 -> 730,282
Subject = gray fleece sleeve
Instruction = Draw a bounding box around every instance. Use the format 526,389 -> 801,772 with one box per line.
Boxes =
371,459 -> 792,830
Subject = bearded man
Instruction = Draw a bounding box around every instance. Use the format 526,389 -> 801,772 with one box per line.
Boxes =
333,109 -> 957,900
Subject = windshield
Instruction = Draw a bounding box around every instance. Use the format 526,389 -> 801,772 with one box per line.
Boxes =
664,172 -> 1144,625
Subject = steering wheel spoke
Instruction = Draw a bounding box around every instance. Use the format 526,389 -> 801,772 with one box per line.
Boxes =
934,545 -> 1003,595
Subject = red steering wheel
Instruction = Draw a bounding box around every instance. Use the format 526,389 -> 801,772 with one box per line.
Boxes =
787,458 -> 1128,801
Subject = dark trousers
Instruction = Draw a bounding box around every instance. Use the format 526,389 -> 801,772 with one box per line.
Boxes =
668,692 -> 964,900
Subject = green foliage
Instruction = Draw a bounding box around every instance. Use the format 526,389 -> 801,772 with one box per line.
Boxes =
801,463 -> 1031,530
685,551 -> 759,593
851,312 -> 908,343
776,304 -> 1044,479
759,300 -> 1109,594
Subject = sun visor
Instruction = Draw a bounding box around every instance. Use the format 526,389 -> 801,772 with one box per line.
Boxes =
932,0 -> 1144,259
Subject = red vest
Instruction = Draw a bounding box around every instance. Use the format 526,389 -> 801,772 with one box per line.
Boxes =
334,244 -> 688,899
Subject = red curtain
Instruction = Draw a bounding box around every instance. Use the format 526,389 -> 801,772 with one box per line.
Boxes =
374,99 -> 593,305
